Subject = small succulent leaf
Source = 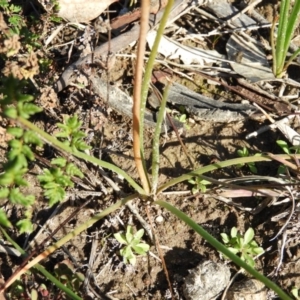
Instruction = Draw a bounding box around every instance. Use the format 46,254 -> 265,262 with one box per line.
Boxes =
133,243 -> 150,254
9,188 -> 23,204
291,287 -> 299,298
67,116 -> 82,130
188,179 -> 196,185
31,288 -> 38,300
51,157 -> 67,167
227,247 -> 239,255
14,175 -> 28,186
114,233 -> 128,245
7,149 -> 20,161
75,272 -> 85,282
237,236 -> 243,248
231,227 -> 238,238
65,163 -> 84,178
43,182 -> 59,189
38,169 -> 54,183
252,247 -> 264,255
72,131 -> 86,139
4,107 -> 18,119
124,246 -> 134,258
249,164 -> 257,174
23,131 -> 43,146
16,154 -> 28,168
22,103 -> 43,117
125,226 -> 134,242
45,187 -> 65,206
200,179 -> 211,185
57,175 -> 73,188
24,195 -> 35,206
7,127 -> 23,137
134,229 -> 145,241
9,139 -> 22,149
129,255 -> 136,265
0,188 -> 9,198
276,140 -> 290,154
0,209 -> 12,227
200,184 -> 207,193
243,253 -> 255,267
74,140 -> 91,152
131,238 -> 141,248
0,172 -> 14,185
17,93 -> 34,103
221,233 -> 230,244
249,240 -> 259,247
120,247 -> 126,257
17,219 -> 33,233
22,145 -> 35,161
244,228 -> 254,246
56,131 -> 69,139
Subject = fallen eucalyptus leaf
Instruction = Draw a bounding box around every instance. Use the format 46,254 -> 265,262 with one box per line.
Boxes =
38,0 -> 117,23
147,30 -> 224,66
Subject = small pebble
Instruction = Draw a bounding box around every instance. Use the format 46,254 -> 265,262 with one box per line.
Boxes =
155,215 -> 164,223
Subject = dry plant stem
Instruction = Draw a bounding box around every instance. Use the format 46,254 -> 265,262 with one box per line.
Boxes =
133,0 -> 151,194
1,194 -> 138,292
267,152 -> 299,171
271,16 -> 278,76
270,186 -> 295,241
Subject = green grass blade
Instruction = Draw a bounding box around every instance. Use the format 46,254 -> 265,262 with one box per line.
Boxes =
155,200 -> 292,300
283,0 -> 300,54
139,0 -> 174,149
151,82 -> 170,193
157,154 -> 300,193
284,47 -> 300,71
276,0 -> 290,74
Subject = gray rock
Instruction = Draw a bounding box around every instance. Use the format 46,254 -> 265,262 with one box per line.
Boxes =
183,260 -> 231,300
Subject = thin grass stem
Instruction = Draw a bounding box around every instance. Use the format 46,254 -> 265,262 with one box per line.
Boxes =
151,81 -> 170,194
271,16 -> 278,76
284,47 -> 300,72
139,0 -> 174,153
275,0 -> 290,75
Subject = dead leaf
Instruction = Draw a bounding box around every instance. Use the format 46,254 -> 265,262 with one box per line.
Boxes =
56,0 -> 118,23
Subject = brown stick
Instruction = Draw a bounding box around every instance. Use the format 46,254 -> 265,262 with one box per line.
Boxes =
132,0 -> 151,194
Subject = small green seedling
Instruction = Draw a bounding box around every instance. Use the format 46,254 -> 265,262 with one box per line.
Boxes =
237,147 -> 258,174
114,225 -> 150,265
175,113 -> 190,130
291,287 -> 300,300
188,176 -> 210,194
276,140 -> 300,174
220,227 -> 264,268
277,140 -> 300,155
54,260 -> 85,293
